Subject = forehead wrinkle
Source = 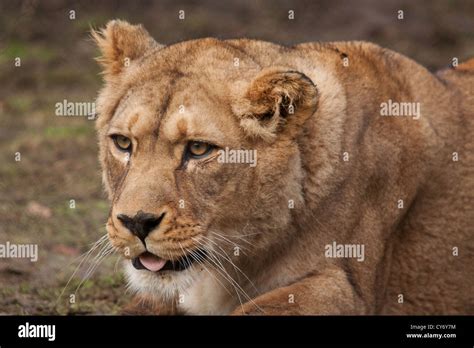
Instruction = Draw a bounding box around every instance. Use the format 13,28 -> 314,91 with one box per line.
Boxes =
196,80 -> 223,107
112,88 -> 135,119
160,78 -> 232,145
146,92 -> 171,152
163,110 -> 226,146
106,86 -> 145,136
192,81 -> 233,136
176,118 -> 188,138
127,113 -> 140,132
153,91 -> 171,138
152,70 -> 185,139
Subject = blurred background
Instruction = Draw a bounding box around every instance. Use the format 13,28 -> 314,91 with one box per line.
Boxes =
0,0 -> 473,314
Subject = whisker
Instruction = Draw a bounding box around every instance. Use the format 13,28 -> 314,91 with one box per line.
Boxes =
192,237 -> 261,313
73,242 -> 114,295
113,249 -> 122,273
56,233 -> 109,305
201,248 -> 245,312
68,234 -> 109,265
220,232 -> 258,246
202,236 -> 260,296
210,232 -> 252,256
178,242 -> 192,270
188,249 -> 234,298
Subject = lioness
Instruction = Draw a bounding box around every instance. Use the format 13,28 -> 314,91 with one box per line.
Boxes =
92,20 -> 473,315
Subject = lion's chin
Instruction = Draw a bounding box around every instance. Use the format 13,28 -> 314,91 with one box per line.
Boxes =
124,260 -> 237,315
123,259 -> 201,301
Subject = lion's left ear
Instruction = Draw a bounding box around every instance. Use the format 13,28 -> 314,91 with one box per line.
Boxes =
233,67 -> 319,142
91,19 -> 161,78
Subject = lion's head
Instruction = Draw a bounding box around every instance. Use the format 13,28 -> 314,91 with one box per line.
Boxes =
93,20 -> 319,312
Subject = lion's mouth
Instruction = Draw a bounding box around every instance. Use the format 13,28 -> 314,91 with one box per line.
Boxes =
132,250 -> 204,273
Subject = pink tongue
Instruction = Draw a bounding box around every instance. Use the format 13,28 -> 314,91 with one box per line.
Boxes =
139,253 -> 167,272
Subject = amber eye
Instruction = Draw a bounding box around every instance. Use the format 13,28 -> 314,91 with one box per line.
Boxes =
187,141 -> 213,158
112,135 -> 132,152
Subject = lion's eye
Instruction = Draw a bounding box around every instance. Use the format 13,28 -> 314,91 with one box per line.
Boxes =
187,141 -> 213,159
112,135 -> 132,152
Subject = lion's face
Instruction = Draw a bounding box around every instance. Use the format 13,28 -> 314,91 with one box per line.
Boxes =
93,21 -> 318,304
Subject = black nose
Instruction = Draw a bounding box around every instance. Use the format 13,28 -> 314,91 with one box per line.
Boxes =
117,210 -> 164,243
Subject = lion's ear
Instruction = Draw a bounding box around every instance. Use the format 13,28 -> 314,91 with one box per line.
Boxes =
91,20 -> 161,78
233,68 -> 319,142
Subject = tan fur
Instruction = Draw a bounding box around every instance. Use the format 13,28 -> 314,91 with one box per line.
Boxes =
93,21 -> 474,315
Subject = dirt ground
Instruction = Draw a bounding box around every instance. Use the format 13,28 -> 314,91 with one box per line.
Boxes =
0,0 -> 473,315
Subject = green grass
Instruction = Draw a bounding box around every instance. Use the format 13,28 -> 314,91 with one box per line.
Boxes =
6,94 -> 35,113
44,125 -> 94,139
1,41 -> 58,64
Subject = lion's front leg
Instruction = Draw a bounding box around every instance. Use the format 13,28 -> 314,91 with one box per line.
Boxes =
231,266 -> 366,315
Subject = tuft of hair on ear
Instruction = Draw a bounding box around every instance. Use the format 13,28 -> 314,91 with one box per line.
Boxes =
91,19 -> 160,78
234,67 -> 319,142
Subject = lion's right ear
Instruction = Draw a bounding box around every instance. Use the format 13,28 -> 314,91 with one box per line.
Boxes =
232,67 -> 319,142
91,20 -> 161,78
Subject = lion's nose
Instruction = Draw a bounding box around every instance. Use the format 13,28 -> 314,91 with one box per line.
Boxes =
116,210 -> 165,243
